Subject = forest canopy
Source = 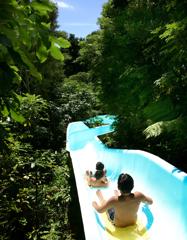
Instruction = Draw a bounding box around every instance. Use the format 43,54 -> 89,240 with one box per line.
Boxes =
94,0 -> 187,170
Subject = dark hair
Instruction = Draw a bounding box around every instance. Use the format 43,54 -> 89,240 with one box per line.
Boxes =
96,162 -> 104,171
117,173 -> 134,193
94,170 -> 104,180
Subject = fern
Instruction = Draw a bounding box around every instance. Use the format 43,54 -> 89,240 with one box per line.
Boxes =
143,118 -> 180,139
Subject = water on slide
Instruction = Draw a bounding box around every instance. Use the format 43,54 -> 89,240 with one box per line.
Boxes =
66,115 -> 187,240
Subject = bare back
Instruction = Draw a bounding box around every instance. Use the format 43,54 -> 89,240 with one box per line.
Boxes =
111,192 -> 143,227
85,172 -> 108,187
93,190 -> 153,228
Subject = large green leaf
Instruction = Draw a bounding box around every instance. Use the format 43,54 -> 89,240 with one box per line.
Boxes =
49,42 -> 64,61
31,1 -> 54,16
1,106 -> 9,117
10,109 -> 25,123
16,48 -> 42,80
36,44 -> 48,63
55,37 -> 70,49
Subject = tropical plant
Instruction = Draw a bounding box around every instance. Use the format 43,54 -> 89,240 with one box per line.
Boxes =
95,0 -> 187,171
0,0 -> 70,150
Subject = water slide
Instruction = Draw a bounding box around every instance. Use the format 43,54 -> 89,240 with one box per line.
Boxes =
66,115 -> 187,240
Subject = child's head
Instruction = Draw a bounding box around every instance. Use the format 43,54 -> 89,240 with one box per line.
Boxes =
94,162 -> 105,180
96,162 -> 104,171
117,173 -> 134,193
94,170 -> 104,180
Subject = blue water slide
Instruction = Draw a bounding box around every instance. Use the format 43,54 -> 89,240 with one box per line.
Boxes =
66,115 -> 187,240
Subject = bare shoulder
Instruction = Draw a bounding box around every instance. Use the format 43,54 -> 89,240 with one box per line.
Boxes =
134,191 -> 144,198
134,191 -> 153,204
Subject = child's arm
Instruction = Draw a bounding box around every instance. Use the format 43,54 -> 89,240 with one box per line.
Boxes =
101,176 -> 108,184
92,191 -> 115,213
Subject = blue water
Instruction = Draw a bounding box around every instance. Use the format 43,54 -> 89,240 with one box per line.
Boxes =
67,115 -> 187,240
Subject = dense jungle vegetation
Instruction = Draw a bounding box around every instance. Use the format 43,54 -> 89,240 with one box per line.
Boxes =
0,0 -> 186,239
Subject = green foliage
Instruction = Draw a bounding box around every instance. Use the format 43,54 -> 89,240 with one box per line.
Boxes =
36,44 -> 48,63
0,1 -> 84,239
0,86 -> 86,238
0,0 -> 71,156
19,93 -> 49,124
49,36 -> 70,61
0,0 -> 69,119
76,31 -> 102,72
95,0 -> 187,170
56,77 -> 101,121
0,145 -> 74,239
143,98 -> 178,122
64,34 -> 84,76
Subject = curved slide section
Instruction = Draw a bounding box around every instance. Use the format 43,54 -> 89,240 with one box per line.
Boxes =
66,116 -> 187,240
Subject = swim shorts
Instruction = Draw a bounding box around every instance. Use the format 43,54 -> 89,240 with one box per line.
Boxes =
107,208 -> 115,223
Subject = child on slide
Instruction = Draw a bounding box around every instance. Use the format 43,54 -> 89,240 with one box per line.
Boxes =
85,162 -> 108,187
